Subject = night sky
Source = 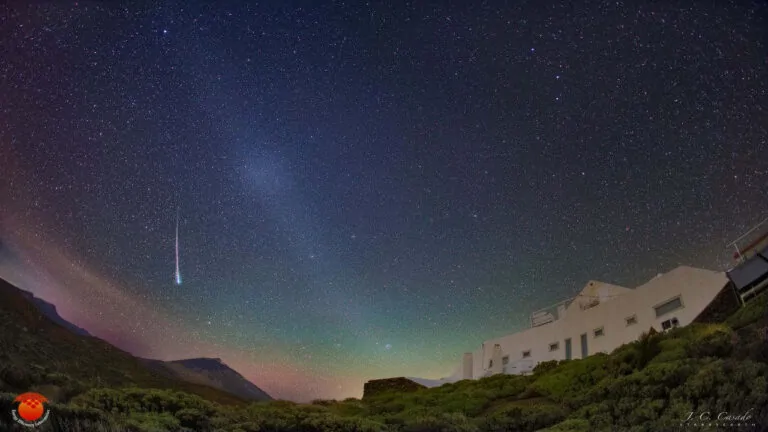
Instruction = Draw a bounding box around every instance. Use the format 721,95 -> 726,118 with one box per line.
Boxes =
1,1 -> 767,402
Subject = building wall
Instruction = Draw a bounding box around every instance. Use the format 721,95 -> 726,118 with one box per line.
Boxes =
462,266 -> 728,379
470,346 -> 484,379
461,352 -> 473,380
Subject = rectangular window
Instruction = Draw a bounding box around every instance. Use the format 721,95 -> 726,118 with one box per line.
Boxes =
489,360 -> 493,368
594,327 -> 604,337
625,315 -> 637,326
662,317 -> 680,331
549,342 -> 559,351
522,350 -> 531,358
565,338 -> 572,360
502,356 -> 509,365
654,296 -> 683,318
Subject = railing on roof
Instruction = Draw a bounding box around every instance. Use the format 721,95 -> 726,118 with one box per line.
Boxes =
529,297 -> 574,328
728,216 -> 768,264
725,216 -> 768,305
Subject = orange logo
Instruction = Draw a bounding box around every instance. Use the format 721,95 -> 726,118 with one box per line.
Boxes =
12,392 -> 50,427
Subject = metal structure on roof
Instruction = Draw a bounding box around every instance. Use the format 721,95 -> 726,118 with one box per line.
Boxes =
725,217 -> 768,304
529,297 -> 574,328
727,216 -> 768,264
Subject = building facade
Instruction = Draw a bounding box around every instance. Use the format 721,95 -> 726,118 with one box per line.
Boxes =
459,266 -> 729,380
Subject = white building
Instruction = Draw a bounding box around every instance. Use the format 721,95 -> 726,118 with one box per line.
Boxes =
457,265 -> 729,380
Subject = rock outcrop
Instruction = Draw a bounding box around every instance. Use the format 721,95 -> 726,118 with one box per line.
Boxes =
362,377 -> 425,399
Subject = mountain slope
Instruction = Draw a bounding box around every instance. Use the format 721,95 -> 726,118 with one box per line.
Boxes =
0,277 -> 247,405
141,357 -> 272,401
18,290 -> 92,337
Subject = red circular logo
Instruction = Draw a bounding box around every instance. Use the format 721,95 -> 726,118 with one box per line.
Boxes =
13,392 -> 50,427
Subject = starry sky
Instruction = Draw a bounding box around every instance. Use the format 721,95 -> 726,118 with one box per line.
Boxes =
1,1 -> 767,402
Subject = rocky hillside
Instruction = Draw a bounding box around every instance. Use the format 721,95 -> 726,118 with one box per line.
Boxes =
141,357 -> 272,401
362,377 -> 426,399
0,278 -> 246,406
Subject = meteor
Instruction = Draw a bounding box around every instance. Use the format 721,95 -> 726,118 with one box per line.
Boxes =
175,208 -> 182,285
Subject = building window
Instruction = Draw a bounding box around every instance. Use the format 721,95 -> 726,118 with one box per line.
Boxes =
489,360 -> 493,368
549,342 -> 559,351
502,356 -> 509,365
626,315 -> 637,326
654,296 -> 683,318
522,350 -> 531,358
594,327 -> 604,337
661,317 -> 680,331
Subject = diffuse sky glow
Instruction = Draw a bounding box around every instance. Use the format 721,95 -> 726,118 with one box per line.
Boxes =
1,1 -> 767,401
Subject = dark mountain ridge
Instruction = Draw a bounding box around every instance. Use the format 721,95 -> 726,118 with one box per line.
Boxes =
16,289 -> 92,337
140,356 -> 272,401
0,277 -> 266,405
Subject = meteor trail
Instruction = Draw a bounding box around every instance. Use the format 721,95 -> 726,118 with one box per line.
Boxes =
175,208 -> 182,285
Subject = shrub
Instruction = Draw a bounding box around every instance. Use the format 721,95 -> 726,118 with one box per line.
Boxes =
528,354 -> 609,406
478,400 -> 568,432
123,412 -> 181,432
402,412 -> 479,432
532,360 -> 560,377
649,338 -> 689,364
540,418 -> 590,431
726,292 -> 768,329
0,364 -> 36,389
677,323 -> 735,358
175,408 -> 210,429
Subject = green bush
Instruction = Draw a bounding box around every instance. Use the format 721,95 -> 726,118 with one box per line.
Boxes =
0,363 -> 37,389
123,412 -> 181,432
478,400 -> 568,432
540,418 -> 590,431
532,359 -> 560,377
528,354 -> 609,405
649,338 -> 689,364
175,408 -> 210,429
677,323 -> 735,358
726,292 -> 768,329
402,412 -> 479,432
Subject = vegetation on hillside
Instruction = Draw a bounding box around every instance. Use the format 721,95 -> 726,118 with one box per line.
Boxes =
1,291 -> 766,431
